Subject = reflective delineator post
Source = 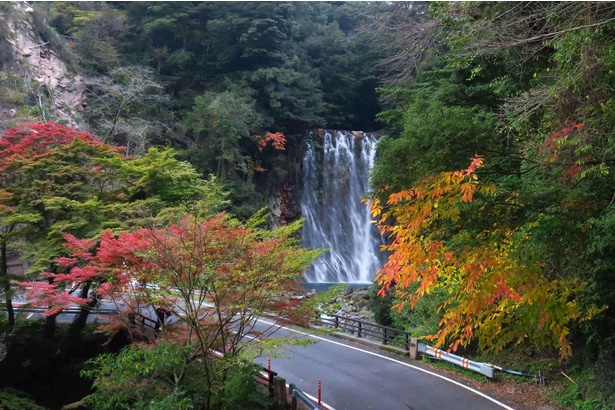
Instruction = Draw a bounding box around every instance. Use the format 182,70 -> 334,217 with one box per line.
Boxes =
318,378 -> 322,405
226,339 -> 231,353
268,356 -> 271,370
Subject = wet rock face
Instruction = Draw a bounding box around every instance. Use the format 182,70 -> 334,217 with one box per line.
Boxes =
268,183 -> 297,228
3,3 -> 86,128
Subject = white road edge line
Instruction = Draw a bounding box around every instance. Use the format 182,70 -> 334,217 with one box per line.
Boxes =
258,318 -> 515,410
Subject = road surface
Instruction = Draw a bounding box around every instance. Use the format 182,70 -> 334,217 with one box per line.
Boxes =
253,318 -> 514,410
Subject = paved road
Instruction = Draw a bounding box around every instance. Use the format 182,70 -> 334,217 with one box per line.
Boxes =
6,300 -> 515,410
253,319 -> 514,410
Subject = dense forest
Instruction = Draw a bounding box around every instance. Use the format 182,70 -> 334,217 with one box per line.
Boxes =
1,2 -> 615,409
0,1 -> 384,218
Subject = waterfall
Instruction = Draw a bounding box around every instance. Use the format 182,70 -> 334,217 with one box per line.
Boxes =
301,130 -> 383,283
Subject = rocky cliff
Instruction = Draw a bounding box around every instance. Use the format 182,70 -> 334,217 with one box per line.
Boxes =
0,1 -> 85,129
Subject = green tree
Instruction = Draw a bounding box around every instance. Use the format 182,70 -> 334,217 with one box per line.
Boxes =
185,91 -> 262,179
51,2 -> 126,72
0,122 -> 227,335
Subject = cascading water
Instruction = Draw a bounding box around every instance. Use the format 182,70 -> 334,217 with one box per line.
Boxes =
301,130 -> 384,283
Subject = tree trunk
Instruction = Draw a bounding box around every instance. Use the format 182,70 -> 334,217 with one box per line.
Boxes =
0,240 -> 15,332
44,312 -> 58,338
70,281 -> 94,338
44,274 -> 58,338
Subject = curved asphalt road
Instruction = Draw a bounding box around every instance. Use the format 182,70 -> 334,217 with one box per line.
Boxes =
254,319 -> 514,410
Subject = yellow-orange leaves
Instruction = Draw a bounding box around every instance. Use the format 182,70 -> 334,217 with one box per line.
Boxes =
371,157 -> 592,360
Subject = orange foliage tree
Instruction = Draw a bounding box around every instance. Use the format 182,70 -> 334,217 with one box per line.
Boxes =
371,157 -> 601,359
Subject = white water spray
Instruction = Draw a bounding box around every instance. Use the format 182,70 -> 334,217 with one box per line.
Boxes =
301,131 -> 383,283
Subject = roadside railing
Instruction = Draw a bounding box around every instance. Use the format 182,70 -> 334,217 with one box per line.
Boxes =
418,341 -> 546,384
254,362 -> 322,409
314,312 -> 545,384
289,383 -> 321,410
418,343 -> 495,378
2,304 -> 119,316
316,313 -> 411,352
4,301 -> 545,393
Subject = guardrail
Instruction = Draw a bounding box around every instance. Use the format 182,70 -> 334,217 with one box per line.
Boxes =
3,304 -> 119,316
314,312 -> 545,384
418,342 -> 494,378
289,383 -> 321,410
417,340 -> 546,384
316,313 -> 411,352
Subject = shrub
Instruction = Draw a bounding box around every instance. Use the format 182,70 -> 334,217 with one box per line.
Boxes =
0,388 -> 46,410
367,282 -> 394,326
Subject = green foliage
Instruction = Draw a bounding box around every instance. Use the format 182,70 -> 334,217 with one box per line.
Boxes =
50,2 -> 126,72
130,147 -> 210,203
373,56 -> 511,195
185,90 -> 262,179
38,1 -> 385,217
217,361 -> 273,410
554,364 -> 614,410
367,282 -> 394,326
390,286 -> 447,338
368,280 -> 448,337
0,388 -> 46,410
82,343 -> 206,410
83,343 -> 273,410
104,1 -> 381,134
246,67 -> 324,130
371,2 -> 615,368
30,3 -> 76,67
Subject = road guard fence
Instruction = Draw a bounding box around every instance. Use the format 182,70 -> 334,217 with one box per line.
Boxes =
418,341 -> 546,384
289,383 -> 322,410
418,343 -> 494,378
2,304 -> 119,316
315,313 -> 545,384
316,313 -> 411,351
